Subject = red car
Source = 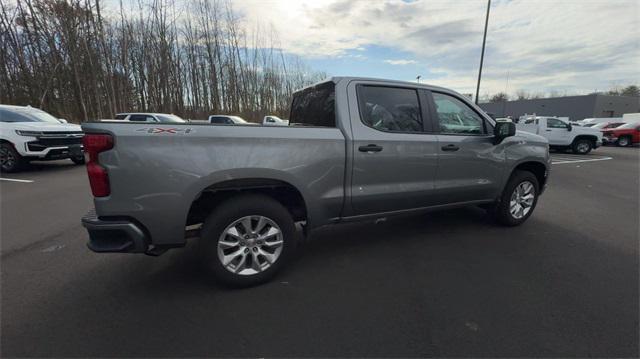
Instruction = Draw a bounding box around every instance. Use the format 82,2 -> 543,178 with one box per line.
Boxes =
602,122 -> 640,147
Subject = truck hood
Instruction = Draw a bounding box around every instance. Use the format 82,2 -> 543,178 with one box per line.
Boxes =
572,126 -> 603,139
11,122 -> 82,132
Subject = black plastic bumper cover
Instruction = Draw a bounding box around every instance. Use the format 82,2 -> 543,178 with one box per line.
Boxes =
82,209 -> 148,253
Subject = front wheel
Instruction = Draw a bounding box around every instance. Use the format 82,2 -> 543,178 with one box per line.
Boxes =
489,170 -> 540,226
198,194 -> 296,287
572,139 -> 592,154
617,136 -> 631,147
0,143 -> 26,173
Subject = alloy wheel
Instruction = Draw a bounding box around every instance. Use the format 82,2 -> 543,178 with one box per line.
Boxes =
0,146 -> 15,171
217,215 -> 284,275
618,137 -> 630,147
576,142 -> 590,153
509,181 -> 535,219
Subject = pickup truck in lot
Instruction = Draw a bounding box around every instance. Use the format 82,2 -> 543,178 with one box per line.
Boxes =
81,77 -> 551,286
516,115 -> 602,154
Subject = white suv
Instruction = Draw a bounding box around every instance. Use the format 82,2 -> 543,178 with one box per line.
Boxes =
0,105 -> 85,172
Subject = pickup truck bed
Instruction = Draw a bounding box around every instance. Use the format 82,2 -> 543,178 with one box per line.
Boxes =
81,122 -> 345,250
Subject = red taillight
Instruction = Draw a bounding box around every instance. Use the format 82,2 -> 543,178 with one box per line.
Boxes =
82,134 -> 113,197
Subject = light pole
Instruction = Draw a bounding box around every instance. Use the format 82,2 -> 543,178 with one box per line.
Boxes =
475,0 -> 491,104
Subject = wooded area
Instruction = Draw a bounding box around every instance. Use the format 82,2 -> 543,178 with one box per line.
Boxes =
0,0 -> 326,123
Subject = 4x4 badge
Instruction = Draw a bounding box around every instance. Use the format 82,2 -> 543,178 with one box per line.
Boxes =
136,128 -> 193,134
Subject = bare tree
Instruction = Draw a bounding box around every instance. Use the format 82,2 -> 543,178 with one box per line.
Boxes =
0,0 -> 326,123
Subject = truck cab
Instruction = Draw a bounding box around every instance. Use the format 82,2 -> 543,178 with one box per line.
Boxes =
517,115 -> 602,154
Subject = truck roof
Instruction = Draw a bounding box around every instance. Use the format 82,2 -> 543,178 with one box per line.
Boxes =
295,76 -> 456,95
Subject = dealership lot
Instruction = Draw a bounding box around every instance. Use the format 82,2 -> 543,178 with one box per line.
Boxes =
1,146 -> 638,357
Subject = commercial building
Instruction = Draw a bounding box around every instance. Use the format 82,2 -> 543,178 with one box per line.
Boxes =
479,94 -> 640,121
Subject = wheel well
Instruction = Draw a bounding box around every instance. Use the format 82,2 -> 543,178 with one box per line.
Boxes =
513,161 -> 547,188
185,178 -> 307,227
573,135 -> 597,146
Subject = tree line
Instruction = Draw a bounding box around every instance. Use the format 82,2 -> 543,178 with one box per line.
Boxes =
0,0 -> 326,123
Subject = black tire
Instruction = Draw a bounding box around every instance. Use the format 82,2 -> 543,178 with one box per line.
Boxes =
489,170 -> 540,226
572,138 -> 592,155
198,193 -> 296,287
616,136 -> 632,147
0,143 -> 26,173
71,155 -> 86,165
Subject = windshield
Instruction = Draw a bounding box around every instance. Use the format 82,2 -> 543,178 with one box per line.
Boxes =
28,109 -> 62,123
155,114 -> 185,123
0,108 -> 62,123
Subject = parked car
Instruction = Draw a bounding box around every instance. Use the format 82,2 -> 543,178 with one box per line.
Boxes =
263,115 -> 289,126
602,122 -> 640,147
591,122 -> 625,130
516,115 -> 602,154
114,113 -> 185,123
580,117 -> 623,126
0,105 -> 85,172
80,77 -> 551,287
208,115 -> 256,125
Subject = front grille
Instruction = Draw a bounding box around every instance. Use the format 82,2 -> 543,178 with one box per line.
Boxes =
27,137 -> 83,151
39,131 -> 84,136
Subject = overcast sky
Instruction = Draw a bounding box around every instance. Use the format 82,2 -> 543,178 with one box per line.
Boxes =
232,0 -> 639,97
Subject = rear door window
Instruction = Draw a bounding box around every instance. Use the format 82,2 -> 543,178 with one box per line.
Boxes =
289,81 -> 335,127
357,86 -> 423,133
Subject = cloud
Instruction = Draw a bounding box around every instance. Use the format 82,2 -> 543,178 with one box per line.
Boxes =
229,0 -> 640,96
384,59 -> 418,65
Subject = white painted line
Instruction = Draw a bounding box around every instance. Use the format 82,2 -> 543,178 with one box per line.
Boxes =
0,178 -> 34,183
552,156 -> 613,165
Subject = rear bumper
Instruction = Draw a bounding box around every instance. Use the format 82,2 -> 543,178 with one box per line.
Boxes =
81,209 -> 148,253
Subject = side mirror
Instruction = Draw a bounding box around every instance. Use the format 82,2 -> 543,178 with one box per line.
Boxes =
567,123 -> 572,131
495,121 -> 516,143
58,118 -> 68,123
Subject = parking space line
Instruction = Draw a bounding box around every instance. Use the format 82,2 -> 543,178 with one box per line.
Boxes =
0,178 -> 35,183
552,156 -> 612,165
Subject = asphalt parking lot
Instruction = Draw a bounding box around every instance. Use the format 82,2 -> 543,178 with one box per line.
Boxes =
1,146 -> 638,357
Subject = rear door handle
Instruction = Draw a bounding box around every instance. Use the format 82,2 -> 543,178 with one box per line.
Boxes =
359,144 -> 383,153
441,144 -> 459,152
545,129 -> 552,132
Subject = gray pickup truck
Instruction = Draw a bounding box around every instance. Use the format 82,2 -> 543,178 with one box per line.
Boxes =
81,77 -> 551,286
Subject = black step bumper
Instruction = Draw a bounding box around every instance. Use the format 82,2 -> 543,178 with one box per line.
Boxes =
81,209 -> 148,253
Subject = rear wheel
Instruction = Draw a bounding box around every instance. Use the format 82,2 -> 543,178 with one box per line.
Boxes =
0,143 -> 25,173
198,194 -> 296,287
617,136 -> 631,147
572,139 -> 592,154
489,170 -> 540,226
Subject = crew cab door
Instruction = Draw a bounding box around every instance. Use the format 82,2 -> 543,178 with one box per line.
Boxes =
541,117 -> 572,145
347,82 -> 439,215
429,91 -> 504,204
